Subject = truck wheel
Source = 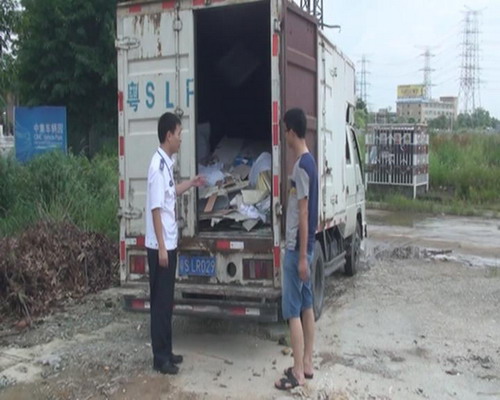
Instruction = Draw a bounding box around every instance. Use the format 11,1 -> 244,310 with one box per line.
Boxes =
311,240 -> 325,320
345,223 -> 361,276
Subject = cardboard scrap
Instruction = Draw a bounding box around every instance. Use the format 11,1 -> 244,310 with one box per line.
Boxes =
199,209 -> 232,221
199,180 -> 249,199
242,219 -> 260,232
200,194 -> 229,214
197,145 -> 273,231
223,176 -> 236,188
232,164 -> 251,180
204,194 -> 218,213
256,170 -> 272,193
222,211 -> 249,222
241,190 -> 267,205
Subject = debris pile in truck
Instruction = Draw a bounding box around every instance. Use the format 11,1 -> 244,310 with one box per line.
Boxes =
0,220 -> 119,323
198,137 -> 272,232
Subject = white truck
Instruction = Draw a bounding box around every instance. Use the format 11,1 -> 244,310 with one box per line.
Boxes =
116,0 -> 366,321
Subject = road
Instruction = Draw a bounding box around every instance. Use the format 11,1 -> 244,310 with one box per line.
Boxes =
1,211 -> 499,399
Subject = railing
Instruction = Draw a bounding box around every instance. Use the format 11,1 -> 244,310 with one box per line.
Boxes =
365,124 -> 429,199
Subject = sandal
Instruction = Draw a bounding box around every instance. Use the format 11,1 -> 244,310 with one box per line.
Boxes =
275,373 -> 301,391
284,366 -> 314,380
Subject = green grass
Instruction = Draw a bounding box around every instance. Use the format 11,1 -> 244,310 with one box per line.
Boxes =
429,133 -> 500,204
0,151 -> 118,240
367,132 -> 500,216
367,195 -> 500,217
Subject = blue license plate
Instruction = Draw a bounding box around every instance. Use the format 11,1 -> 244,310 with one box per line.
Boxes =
179,255 -> 216,277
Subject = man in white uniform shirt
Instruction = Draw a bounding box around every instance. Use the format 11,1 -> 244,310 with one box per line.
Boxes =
146,112 -> 205,375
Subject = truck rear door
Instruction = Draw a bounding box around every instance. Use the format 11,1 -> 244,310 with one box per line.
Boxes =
282,0 -> 318,230
117,3 -> 196,281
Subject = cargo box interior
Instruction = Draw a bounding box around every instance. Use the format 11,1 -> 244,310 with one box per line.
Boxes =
194,1 -> 273,235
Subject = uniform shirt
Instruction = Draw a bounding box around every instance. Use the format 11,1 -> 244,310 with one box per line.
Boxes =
145,147 -> 178,250
285,152 -> 318,254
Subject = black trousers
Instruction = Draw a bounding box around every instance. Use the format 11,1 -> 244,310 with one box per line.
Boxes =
147,248 -> 177,366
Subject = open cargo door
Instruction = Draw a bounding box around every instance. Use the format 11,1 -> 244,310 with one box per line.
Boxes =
281,1 -> 318,231
317,39 -> 350,225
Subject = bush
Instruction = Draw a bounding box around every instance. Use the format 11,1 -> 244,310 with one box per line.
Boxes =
0,151 -> 118,240
429,133 -> 500,204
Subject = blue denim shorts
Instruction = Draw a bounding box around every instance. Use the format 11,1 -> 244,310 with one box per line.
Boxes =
282,249 -> 314,320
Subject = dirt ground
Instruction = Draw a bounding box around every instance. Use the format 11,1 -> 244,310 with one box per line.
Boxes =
1,210 -> 499,400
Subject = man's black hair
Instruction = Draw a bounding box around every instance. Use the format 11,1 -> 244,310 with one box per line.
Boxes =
158,112 -> 181,144
283,108 -> 307,139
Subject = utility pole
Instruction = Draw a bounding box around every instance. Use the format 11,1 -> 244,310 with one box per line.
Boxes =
458,8 -> 482,114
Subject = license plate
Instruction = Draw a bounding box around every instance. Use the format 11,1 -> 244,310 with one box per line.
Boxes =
179,255 -> 216,277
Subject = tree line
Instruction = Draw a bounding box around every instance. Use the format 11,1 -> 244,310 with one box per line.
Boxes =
0,0 -> 121,155
355,98 -> 498,132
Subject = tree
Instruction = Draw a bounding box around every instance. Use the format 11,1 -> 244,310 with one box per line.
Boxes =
0,0 -> 19,57
428,115 -> 450,131
456,113 -> 471,129
471,108 -> 491,128
16,0 -> 117,154
456,108 -> 497,130
356,98 -> 368,114
355,98 -> 368,130
0,0 -> 20,131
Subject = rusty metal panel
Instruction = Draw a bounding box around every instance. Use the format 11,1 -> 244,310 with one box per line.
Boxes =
281,0 -> 318,233
283,1 -> 318,163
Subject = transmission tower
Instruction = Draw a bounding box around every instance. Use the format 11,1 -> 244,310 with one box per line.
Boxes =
459,8 -> 481,113
419,47 -> 435,99
298,0 -> 324,27
357,55 -> 370,107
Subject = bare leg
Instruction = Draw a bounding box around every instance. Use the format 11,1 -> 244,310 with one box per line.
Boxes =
302,307 -> 315,376
275,317 -> 305,387
289,317 -> 305,382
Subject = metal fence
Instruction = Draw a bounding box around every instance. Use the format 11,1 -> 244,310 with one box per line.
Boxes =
365,124 -> 429,198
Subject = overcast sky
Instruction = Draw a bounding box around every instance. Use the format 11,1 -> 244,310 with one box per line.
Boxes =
323,0 -> 500,118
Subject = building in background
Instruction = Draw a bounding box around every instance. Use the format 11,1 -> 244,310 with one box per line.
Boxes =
371,108 -> 398,124
396,84 -> 458,123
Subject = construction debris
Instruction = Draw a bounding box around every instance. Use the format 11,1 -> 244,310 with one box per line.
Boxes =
198,140 -> 272,232
0,220 -> 119,323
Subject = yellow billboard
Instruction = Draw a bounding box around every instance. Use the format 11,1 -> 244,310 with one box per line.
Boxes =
397,85 -> 426,99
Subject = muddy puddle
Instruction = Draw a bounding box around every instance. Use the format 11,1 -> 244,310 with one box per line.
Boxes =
367,209 -> 500,269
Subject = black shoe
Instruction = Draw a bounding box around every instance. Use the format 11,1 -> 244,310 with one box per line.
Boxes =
153,361 -> 179,375
170,354 -> 183,364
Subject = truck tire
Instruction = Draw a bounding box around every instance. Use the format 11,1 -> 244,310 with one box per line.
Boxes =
345,222 -> 361,276
311,240 -> 325,320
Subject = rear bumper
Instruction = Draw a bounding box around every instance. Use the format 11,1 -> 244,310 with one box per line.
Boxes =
175,299 -> 279,322
123,284 -> 281,322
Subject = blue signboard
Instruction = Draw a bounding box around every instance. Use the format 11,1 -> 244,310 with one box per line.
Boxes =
14,106 -> 67,163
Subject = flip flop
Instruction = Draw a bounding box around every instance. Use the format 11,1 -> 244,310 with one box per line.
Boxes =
275,373 -> 301,390
284,366 -> 314,380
